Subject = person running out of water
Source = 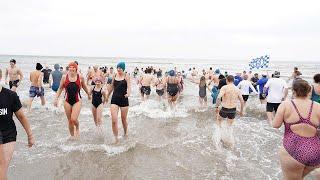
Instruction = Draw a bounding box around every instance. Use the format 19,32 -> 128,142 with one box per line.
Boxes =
90,65 -> 103,86
290,67 -> 302,82
311,74 -> 320,103
54,62 -> 90,138
106,62 -> 131,144
28,63 -> 46,112
155,71 -> 166,101
215,75 -> 244,145
256,73 -> 269,104
139,68 -> 154,101
207,67 -> 213,80
90,76 -> 108,130
5,59 -> 23,92
237,74 -> 258,106
106,67 -> 115,85
166,70 -> 181,109
192,76 -> 211,107
0,84 -> 34,180
51,64 -> 63,92
263,71 -> 288,125
209,69 -> 221,86
191,67 -> 198,79
272,79 -> 320,180
41,65 -> 52,85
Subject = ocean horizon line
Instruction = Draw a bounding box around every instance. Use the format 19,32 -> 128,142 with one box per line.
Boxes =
0,54 -> 318,63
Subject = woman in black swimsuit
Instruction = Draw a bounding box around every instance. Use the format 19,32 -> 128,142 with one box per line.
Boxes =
166,70 -> 181,109
90,76 -> 108,131
107,62 -> 131,144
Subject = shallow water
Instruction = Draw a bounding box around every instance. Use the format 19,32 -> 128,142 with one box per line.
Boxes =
0,55 -> 319,179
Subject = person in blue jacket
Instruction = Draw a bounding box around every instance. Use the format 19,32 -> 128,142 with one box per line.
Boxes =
256,73 -> 268,104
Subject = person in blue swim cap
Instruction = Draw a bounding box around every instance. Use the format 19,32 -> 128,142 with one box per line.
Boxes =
106,61 -> 131,144
117,62 -> 125,72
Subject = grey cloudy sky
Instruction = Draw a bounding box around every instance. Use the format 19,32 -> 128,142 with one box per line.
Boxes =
0,0 -> 319,61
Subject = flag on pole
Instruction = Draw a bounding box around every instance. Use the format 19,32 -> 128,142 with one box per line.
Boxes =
249,55 -> 270,70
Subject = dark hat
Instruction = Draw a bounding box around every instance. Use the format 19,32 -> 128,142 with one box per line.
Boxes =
36,63 -> 43,70
10,59 -> 16,64
274,71 -> 280,78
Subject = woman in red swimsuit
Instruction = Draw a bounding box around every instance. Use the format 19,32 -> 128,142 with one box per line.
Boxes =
54,62 -> 90,138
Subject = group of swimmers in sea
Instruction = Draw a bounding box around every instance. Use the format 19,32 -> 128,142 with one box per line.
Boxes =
0,58 -> 320,180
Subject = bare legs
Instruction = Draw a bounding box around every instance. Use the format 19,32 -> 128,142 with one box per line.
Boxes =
91,104 -> 103,126
267,112 -> 274,125
110,104 -> 129,144
279,148 -> 320,180
0,142 -> 16,180
27,96 -> 46,112
64,101 -> 82,138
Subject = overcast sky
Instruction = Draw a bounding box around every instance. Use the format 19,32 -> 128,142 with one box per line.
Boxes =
0,0 -> 319,61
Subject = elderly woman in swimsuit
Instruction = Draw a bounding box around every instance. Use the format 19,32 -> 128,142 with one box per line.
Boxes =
54,62 -> 90,138
273,79 -> 320,180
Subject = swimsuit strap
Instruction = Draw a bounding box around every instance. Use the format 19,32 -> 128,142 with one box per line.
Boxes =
307,101 -> 314,120
291,100 -> 314,124
291,100 -> 304,121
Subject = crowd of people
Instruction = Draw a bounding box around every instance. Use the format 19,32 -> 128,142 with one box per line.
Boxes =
0,59 -> 319,179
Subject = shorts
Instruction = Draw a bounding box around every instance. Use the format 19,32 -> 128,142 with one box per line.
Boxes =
156,89 -> 164,96
266,102 -> 280,112
141,86 -> 151,95
43,79 -> 49,84
111,96 -> 129,107
219,107 -> 237,119
0,128 -> 17,144
242,95 -> 249,102
9,79 -> 19,89
259,94 -> 266,100
29,86 -> 45,98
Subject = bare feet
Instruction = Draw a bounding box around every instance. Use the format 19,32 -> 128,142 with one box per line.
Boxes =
113,136 -> 119,145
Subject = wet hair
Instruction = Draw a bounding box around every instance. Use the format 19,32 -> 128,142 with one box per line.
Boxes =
36,63 -> 43,70
210,67 -> 212,70
314,74 -> 320,84
147,68 -> 152,74
199,76 -> 206,87
292,79 -> 311,98
10,59 -> 16,64
226,75 -> 234,82
294,67 -> 298,71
